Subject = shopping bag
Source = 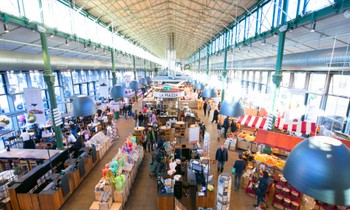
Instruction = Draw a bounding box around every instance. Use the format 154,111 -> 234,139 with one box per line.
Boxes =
231,167 -> 236,175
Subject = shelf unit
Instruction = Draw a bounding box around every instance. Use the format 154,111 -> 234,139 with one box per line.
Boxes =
174,122 -> 185,138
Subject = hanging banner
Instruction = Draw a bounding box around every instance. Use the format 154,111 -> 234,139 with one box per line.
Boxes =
24,88 -> 46,124
189,126 -> 200,144
99,78 -> 109,98
153,91 -> 184,98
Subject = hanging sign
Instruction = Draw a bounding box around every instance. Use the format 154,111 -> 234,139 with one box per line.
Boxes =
24,88 -> 46,124
189,126 -> 200,144
99,78 -> 109,98
153,91 -> 184,98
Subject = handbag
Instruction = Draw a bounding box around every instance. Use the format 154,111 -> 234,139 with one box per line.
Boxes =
231,167 -> 236,175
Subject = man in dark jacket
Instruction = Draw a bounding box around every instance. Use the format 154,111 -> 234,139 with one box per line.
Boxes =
138,111 -> 144,126
215,145 -> 228,173
203,101 -> 207,116
211,109 -> 219,123
223,116 -> 229,138
233,154 -> 246,191
253,171 -> 272,207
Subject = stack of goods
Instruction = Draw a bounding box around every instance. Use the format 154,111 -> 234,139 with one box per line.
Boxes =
85,132 -> 112,160
132,127 -> 145,145
91,136 -> 144,210
254,153 -> 286,170
236,132 -> 257,152
159,126 -> 172,142
174,121 -> 185,138
272,174 -> 302,210
238,132 -> 256,141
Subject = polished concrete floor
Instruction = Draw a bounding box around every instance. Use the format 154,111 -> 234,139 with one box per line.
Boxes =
61,102 -> 273,210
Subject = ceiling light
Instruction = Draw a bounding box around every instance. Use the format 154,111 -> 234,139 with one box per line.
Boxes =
261,38 -> 266,46
65,38 -> 69,46
310,21 -> 316,32
3,23 -> 9,33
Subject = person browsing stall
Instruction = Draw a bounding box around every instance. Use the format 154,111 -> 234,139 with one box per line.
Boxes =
233,154 -> 246,191
64,131 -> 76,145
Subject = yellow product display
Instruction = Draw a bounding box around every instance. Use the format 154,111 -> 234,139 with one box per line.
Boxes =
244,134 -> 255,141
253,153 -> 286,169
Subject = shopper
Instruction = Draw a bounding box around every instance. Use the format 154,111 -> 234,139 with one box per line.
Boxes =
211,109 -> 219,123
138,111 -> 144,126
231,119 -> 237,134
203,101 -> 207,116
218,102 -> 221,111
223,116 -> 229,138
134,110 -> 138,126
216,123 -> 221,141
215,145 -> 228,173
21,129 -> 35,149
64,131 -> 77,145
233,154 -> 246,191
146,126 -> 155,152
253,171 -> 271,207
200,121 -> 206,141
207,102 -> 211,117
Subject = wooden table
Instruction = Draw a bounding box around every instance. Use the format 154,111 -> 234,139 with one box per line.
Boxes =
0,149 -> 62,160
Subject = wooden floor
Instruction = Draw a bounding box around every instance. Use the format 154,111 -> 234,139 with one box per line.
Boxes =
61,101 -> 274,210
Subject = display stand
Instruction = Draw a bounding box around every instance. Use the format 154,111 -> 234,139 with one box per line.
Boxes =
216,173 -> 231,210
132,127 -> 145,145
174,121 -> 186,143
159,126 -> 172,142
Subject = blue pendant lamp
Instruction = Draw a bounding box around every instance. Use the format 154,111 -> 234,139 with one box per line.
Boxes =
191,79 -> 197,86
195,82 -> 204,90
129,80 -> 139,90
219,97 -> 244,117
283,136 -> 350,206
202,86 -> 217,98
139,78 -> 148,87
146,76 -> 152,84
110,85 -> 125,100
72,95 -> 97,117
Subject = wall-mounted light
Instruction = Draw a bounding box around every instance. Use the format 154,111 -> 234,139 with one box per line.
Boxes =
261,38 -> 266,46
65,38 -> 69,46
310,21 -> 316,32
3,23 -> 9,33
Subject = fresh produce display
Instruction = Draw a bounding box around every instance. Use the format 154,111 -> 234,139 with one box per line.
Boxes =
254,153 -> 286,169
238,132 -> 256,141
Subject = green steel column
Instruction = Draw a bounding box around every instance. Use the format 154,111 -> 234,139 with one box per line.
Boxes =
198,50 -> 200,73
143,59 -> 146,77
221,37 -> 228,102
111,50 -> 117,85
132,55 -> 137,100
271,0 -> 288,128
133,55 -> 137,80
40,32 -> 63,149
206,45 -> 210,76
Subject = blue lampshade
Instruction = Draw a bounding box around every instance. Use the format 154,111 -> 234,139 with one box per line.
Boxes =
283,136 -> 350,206
195,83 -> 204,90
139,78 -> 147,86
219,97 -> 244,117
146,76 -> 152,84
202,86 -> 217,98
129,80 -> 139,89
110,85 -> 124,100
72,95 -> 97,117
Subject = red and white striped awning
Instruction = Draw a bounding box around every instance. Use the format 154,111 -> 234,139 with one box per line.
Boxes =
276,118 -> 317,134
237,115 -> 267,129
237,115 -> 317,134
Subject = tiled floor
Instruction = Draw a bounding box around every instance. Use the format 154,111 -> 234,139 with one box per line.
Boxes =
61,102 -> 274,210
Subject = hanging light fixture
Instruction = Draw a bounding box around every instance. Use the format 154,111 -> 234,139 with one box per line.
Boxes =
220,97 -> 244,117
146,76 -> 152,84
110,85 -> 125,100
283,136 -> 350,206
195,82 -> 204,90
139,78 -> 147,87
202,86 -> 217,98
72,95 -> 97,117
191,79 -> 197,86
120,82 -> 127,89
129,80 -> 139,89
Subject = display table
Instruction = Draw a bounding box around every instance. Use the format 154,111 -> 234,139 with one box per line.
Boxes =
0,149 -> 62,160
133,127 -> 145,145
159,126 -> 172,142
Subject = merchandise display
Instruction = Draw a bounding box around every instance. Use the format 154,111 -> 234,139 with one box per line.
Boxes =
85,132 -> 112,160
92,136 -> 144,209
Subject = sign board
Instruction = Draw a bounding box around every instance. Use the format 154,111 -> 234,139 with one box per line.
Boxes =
99,78 -> 109,98
153,91 -> 184,98
189,126 -> 200,144
24,88 -> 46,124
